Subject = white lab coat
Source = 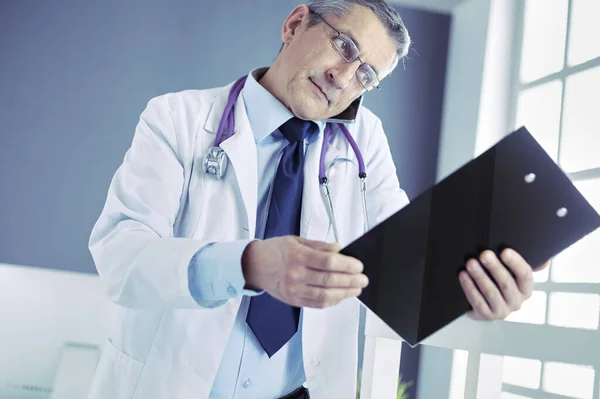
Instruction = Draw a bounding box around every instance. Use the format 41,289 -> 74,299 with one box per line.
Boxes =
87,74 -> 409,399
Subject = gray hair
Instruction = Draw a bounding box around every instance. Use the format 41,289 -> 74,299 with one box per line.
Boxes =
306,0 -> 411,70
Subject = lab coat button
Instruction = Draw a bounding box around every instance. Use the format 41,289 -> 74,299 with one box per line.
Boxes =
227,285 -> 237,296
243,379 -> 252,389
311,358 -> 320,367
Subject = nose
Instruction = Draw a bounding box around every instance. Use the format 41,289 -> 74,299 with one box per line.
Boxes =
327,60 -> 359,90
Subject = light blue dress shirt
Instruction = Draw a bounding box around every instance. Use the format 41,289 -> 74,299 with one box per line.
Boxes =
188,70 -> 324,399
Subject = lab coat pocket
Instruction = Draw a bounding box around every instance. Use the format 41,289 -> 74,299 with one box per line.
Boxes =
88,339 -> 145,399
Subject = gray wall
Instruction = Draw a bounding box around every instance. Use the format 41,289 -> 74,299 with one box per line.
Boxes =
366,7 -> 451,198
0,0 -> 450,278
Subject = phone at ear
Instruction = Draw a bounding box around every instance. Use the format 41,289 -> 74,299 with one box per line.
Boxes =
325,96 -> 363,124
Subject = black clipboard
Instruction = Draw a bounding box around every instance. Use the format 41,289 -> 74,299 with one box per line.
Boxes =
340,127 -> 600,346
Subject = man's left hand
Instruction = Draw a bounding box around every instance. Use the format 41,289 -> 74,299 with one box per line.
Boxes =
459,248 -> 550,321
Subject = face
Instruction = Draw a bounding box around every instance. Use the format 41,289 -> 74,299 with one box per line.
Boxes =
262,4 -> 398,121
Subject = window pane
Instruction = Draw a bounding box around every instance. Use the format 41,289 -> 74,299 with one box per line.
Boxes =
548,292 -> 600,329
449,350 -> 468,399
568,0 -> 600,66
576,178 -> 600,211
506,291 -> 546,324
552,228 -> 600,283
502,356 -> 541,389
559,66 -> 600,172
520,0 -> 568,83
543,362 -> 595,399
516,81 -> 563,161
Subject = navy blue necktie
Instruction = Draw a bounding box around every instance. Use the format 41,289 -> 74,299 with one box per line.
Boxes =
246,117 -> 318,358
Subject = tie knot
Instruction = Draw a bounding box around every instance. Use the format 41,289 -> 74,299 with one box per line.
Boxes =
279,117 -> 318,143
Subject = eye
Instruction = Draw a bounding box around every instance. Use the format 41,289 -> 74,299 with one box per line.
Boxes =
358,68 -> 373,84
334,36 -> 353,58
361,71 -> 372,84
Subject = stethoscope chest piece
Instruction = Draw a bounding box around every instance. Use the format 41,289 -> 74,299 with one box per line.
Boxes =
203,146 -> 228,179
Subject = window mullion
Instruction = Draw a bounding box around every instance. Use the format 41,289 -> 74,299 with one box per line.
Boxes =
557,0 -> 575,166
569,167 -> 600,182
507,0 -> 527,133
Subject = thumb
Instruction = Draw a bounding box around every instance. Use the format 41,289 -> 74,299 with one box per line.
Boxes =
295,236 -> 341,253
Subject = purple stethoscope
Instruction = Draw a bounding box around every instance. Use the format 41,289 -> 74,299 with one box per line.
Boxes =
203,75 -> 370,240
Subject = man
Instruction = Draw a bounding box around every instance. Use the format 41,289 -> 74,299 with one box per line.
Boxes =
88,1 -> 548,398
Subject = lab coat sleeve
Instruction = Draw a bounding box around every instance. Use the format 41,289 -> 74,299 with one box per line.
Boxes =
188,240 -> 264,308
89,96 -> 213,309
364,116 -> 410,226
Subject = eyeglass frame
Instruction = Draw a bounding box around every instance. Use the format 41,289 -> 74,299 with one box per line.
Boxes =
309,10 -> 382,91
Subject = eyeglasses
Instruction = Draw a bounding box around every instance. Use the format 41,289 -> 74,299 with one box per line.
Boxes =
311,10 -> 381,91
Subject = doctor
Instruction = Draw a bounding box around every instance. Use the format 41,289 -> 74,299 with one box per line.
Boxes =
88,1 -> 548,398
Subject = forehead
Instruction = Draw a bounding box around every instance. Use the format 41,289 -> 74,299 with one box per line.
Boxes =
324,5 -> 397,77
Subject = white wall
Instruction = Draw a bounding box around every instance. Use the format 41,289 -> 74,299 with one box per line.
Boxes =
0,264 -> 115,399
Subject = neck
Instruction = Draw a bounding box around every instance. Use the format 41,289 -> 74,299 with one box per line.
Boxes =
257,63 -> 289,111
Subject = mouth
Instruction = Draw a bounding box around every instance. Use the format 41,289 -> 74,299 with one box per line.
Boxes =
309,78 -> 330,104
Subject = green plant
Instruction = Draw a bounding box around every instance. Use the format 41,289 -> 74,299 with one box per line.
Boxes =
396,375 -> 412,399
356,370 -> 413,399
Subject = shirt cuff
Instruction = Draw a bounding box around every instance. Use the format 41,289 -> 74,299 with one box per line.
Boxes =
188,239 -> 264,307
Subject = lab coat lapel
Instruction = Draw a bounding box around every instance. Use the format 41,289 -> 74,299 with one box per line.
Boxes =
204,83 -> 258,239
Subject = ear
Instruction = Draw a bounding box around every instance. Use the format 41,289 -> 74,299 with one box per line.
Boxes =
281,5 -> 311,45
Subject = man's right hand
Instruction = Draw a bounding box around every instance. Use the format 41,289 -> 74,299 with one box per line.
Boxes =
241,236 -> 368,309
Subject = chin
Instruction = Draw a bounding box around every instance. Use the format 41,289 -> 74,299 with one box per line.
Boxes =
294,108 -> 321,121
293,96 -> 329,121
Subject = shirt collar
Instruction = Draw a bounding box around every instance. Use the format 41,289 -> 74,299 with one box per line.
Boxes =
241,68 -> 324,143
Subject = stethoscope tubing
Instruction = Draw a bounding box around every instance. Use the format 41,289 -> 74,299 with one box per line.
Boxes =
211,75 -> 371,242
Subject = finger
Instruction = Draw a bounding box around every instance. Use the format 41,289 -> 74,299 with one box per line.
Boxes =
459,270 -> 494,320
299,286 -> 362,308
500,248 -> 534,299
303,250 -> 364,274
296,236 -> 341,252
479,250 -> 522,311
465,259 -> 510,318
304,269 -> 369,289
466,309 -> 488,321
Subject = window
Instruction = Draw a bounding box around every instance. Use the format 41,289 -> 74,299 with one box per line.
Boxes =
501,0 -> 600,397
